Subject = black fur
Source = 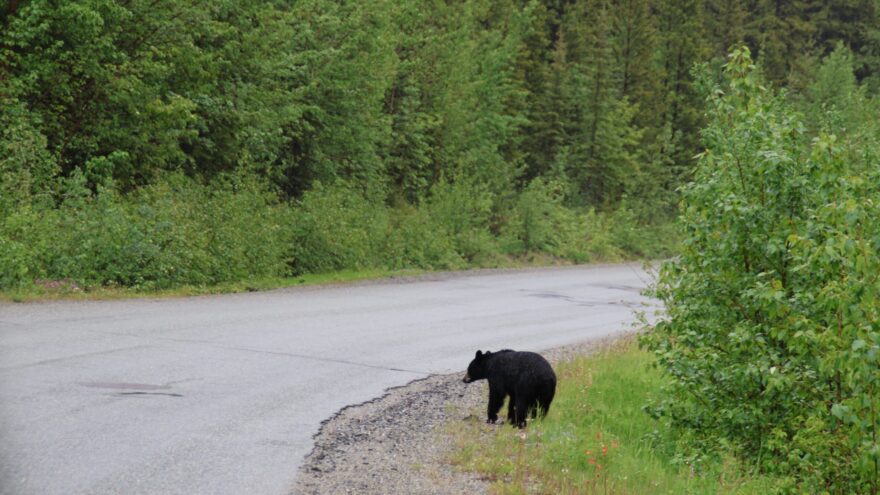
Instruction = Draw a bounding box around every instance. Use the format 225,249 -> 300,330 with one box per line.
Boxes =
463,349 -> 556,428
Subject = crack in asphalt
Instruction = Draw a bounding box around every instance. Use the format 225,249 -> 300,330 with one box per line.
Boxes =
72,330 -> 432,376
0,344 -> 156,372
213,345 -> 432,376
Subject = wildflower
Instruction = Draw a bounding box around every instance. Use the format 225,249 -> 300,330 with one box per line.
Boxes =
585,449 -> 592,456
611,440 -> 619,449
588,458 -> 596,465
601,444 -> 608,455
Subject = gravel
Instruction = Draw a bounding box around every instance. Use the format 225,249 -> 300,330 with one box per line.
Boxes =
291,334 -> 635,495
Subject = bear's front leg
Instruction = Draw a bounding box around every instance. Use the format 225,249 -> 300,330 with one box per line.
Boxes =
487,386 -> 504,424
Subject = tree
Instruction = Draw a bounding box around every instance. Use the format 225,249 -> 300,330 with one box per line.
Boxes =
555,0 -> 643,208
705,0 -> 748,56
654,0 -> 709,185
644,47 -> 880,492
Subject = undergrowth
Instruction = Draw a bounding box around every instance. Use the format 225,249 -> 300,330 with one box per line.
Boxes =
0,175 -> 677,297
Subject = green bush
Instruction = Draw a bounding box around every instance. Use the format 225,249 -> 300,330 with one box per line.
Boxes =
384,205 -> 463,270
500,178 -> 670,263
290,181 -> 389,274
0,170 -> 673,291
0,172 -> 291,290
422,179 -> 498,265
501,178 -> 582,257
200,174 -> 292,282
642,48 -> 879,493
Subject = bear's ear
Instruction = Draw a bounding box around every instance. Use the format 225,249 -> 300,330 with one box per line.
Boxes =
475,350 -> 482,358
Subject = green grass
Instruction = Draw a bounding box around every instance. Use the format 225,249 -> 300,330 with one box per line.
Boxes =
0,255 -> 636,303
449,340 -> 783,494
0,268 -> 425,303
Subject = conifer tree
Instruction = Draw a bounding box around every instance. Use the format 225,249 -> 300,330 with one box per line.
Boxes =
705,0 -> 748,56
744,0 -> 821,85
558,0 -> 642,207
383,0 -> 446,201
609,0 -> 664,148
812,0 -> 880,84
514,0 -> 564,182
654,0 -> 710,183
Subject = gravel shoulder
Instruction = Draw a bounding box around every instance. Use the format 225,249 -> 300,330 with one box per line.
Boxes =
292,334 -> 634,495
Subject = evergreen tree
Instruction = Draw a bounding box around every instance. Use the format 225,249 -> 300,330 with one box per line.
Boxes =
557,0 -> 642,207
654,0 -> 710,184
433,0 -> 528,195
609,0 -> 664,153
514,0 -> 563,182
812,0 -> 880,84
383,1 -> 445,202
744,0 -> 821,85
278,0 -> 396,195
705,0 -> 749,56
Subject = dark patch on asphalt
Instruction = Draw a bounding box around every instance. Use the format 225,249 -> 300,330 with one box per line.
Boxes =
78,382 -> 183,397
78,382 -> 171,390
115,391 -> 184,398
522,290 -> 644,308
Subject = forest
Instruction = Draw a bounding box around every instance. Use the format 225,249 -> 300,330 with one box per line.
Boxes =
1,0 -> 878,290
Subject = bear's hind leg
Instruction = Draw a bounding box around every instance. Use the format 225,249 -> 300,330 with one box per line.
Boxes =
506,394 -> 517,425
536,387 -> 555,418
514,395 -> 532,428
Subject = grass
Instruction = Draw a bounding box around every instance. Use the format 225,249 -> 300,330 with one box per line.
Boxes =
0,268 -> 426,303
449,339 -> 783,494
0,254 -> 634,303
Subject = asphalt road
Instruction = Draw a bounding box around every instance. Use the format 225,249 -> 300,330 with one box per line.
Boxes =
0,264 -> 657,495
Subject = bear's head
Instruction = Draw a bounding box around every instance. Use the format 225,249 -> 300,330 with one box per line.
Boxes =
462,350 -> 491,383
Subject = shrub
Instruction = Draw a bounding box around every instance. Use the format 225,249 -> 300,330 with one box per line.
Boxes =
642,48 -> 879,493
422,179 -> 498,265
384,205 -> 463,270
500,178 -> 648,263
0,172 -> 291,290
289,181 -> 389,273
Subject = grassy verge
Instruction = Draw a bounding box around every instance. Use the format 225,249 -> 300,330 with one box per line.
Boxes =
0,256 -> 591,303
0,268 -> 424,303
449,340 -> 782,494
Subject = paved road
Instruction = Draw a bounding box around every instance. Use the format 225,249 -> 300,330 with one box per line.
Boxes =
0,264 -> 657,495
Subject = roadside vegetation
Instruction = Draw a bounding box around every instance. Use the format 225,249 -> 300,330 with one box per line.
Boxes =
5,1 -> 877,297
450,339 -> 785,494
643,48 -> 880,493
0,170 -> 676,299
451,47 -> 879,494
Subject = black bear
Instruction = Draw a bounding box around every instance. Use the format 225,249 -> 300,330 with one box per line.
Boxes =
462,349 -> 556,428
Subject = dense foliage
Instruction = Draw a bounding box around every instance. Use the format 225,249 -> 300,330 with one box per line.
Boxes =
1,0 -> 879,290
643,47 -> 880,493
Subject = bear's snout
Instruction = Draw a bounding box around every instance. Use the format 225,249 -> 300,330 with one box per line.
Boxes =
462,374 -> 472,383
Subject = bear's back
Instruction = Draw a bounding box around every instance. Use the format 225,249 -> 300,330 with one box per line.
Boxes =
488,351 -> 556,385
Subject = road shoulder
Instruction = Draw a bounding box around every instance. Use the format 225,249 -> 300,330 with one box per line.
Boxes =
291,334 -> 632,495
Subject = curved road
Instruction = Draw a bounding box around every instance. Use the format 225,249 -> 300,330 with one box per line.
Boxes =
0,264 -> 656,495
